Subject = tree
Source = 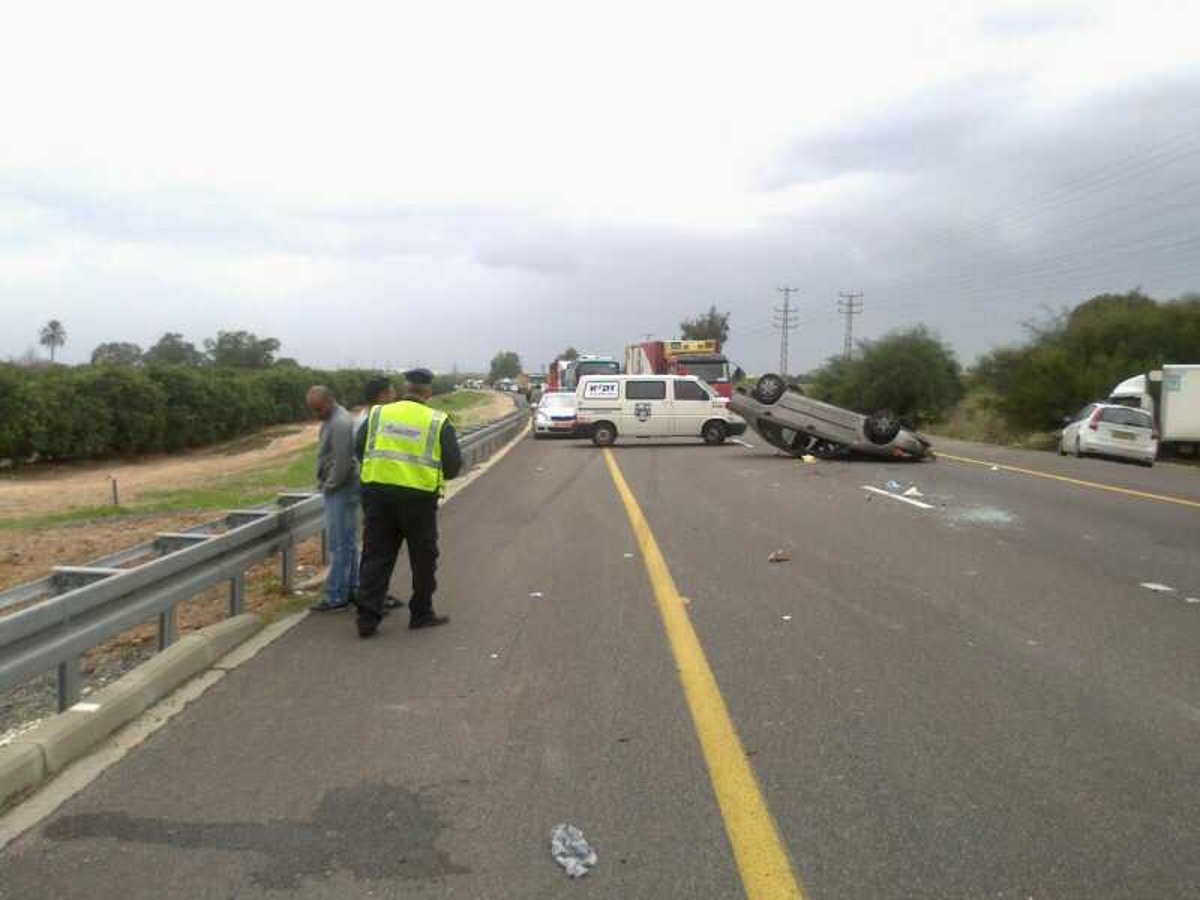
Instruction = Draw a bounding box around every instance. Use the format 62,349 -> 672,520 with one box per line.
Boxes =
809,326 -> 963,426
488,351 -> 522,382
39,320 -> 67,362
204,330 -> 281,368
144,332 -> 205,366
91,342 -> 143,366
559,347 -> 579,361
680,306 -> 730,344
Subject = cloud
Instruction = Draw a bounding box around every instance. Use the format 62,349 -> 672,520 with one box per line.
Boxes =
978,4 -> 1092,37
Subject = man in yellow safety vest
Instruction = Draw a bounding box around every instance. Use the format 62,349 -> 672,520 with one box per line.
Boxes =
354,368 -> 463,638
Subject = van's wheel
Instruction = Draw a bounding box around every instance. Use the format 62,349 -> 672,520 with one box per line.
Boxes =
864,411 -> 901,445
752,374 -> 788,405
592,423 -> 617,447
702,421 -> 727,445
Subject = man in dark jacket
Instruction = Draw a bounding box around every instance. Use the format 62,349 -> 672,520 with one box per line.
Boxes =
354,369 -> 463,637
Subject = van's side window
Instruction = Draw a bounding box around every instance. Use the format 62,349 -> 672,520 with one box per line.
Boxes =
673,380 -> 709,401
626,380 -> 667,400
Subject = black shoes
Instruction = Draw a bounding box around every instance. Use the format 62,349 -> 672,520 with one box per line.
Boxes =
311,600 -> 350,612
408,614 -> 450,630
357,619 -> 379,638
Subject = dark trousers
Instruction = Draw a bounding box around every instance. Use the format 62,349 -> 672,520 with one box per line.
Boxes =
357,484 -> 440,625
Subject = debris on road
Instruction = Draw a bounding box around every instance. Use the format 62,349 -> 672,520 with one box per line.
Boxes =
800,454 -> 817,464
550,823 -> 598,878
902,486 -> 925,498
990,465 -> 1000,472
767,549 -> 792,563
1140,582 -> 1177,593
1186,597 -> 1200,604
886,480 -> 903,492
489,652 -> 500,659
529,591 -> 544,598
781,614 -> 792,621
623,553 -> 634,559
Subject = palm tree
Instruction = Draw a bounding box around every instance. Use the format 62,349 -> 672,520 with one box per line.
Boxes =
39,319 -> 67,362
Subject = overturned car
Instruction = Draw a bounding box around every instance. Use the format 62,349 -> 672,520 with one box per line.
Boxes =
730,374 -> 934,461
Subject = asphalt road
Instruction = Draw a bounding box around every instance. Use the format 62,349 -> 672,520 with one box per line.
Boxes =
2,432 -> 1198,898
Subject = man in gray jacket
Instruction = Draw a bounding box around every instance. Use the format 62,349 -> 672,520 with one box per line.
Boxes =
306,385 -> 359,611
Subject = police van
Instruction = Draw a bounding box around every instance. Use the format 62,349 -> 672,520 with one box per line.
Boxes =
574,374 -> 746,447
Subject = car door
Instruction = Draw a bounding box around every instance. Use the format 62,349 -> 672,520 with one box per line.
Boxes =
1063,404 -> 1094,450
670,377 -> 714,436
623,379 -> 669,437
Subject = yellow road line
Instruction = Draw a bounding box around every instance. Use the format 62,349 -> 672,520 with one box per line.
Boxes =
603,449 -> 807,900
939,452 -> 1200,510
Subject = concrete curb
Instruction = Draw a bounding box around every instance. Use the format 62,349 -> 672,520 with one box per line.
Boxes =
0,613 -> 262,808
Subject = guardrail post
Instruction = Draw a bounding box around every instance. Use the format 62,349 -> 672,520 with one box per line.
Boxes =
281,539 -> 297,593
229,573 -> 245,616
57,657 -> 81,712
158,606 -> 177,651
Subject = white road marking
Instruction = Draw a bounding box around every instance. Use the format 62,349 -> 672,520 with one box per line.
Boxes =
861,485 -> 935,510
1141,582 -> 1177,593
730,438 -> 754,449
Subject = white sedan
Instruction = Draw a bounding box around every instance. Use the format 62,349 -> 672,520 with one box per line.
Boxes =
533,392 -> 582,439
1059,403 -> 1157,466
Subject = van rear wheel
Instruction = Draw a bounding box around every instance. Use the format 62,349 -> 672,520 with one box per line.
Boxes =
702,421 -> 727,445
592,423 -> 617,447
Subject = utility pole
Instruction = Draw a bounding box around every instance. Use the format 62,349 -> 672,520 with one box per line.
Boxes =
773,287 -> 800,375
837,291 -> 864,360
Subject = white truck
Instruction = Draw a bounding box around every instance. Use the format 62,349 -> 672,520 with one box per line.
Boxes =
1108,364 -> 1200,454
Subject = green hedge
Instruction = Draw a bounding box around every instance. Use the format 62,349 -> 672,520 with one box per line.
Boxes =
0,364 -> 381,463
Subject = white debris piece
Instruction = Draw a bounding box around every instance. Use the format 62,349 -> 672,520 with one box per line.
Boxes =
1186,597 -> 1200,604
902,486 -> 924,498
529,591 -> 544,598
550,823 -> 598,878
767,549 -> 792,563
990,465 -> 1000,471
1140,582 -> 1177,593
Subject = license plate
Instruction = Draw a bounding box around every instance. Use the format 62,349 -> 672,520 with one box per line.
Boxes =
1112,430 -> 1135,440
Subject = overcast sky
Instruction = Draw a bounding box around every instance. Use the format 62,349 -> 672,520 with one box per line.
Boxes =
2,1 -> 1198,374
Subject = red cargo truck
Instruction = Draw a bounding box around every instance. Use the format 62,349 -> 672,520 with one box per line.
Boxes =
624,340 -> 734,398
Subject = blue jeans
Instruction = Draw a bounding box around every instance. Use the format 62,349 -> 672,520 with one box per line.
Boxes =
323,484 -> 360,605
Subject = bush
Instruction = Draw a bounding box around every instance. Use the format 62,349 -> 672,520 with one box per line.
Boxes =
0,364 -> 383,463
808,326 -> 964,426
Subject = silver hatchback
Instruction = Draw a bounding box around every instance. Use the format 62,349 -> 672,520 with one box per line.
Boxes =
730,374 -> 933,460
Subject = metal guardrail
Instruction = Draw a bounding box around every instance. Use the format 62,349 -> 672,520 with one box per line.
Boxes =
0,402 -> 529,712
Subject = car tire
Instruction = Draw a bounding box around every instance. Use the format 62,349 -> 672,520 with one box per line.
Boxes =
702,421 -> 727,445
864,411 -> 901,445
752,374 -> 788,405
592,423 -> 617,447
1073,437 -> 1083,458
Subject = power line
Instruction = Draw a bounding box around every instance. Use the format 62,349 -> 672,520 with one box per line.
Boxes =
837,292 -> 863,359
773,287 -> 800,375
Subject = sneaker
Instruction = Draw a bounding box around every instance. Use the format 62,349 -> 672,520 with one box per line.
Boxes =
311,600 -> 350,612
409,614 -> 450,630
357,620 -> 378,638
384,596 -> 405,610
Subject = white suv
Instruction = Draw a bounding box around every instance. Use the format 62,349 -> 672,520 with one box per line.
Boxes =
575,375 -> 746,446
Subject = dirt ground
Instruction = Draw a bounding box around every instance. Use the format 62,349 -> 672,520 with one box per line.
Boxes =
0,423 -> 319,521
0,512 -> 220,592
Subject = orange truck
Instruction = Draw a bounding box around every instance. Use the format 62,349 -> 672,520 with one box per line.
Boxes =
623,339 -> 734,398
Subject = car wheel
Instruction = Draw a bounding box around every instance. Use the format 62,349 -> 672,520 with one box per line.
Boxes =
702,421 -> 727,445
752,374 -> 788,405
864,411 -> 901,445
592,423 -> 617,447
1073,437 -> 1083,458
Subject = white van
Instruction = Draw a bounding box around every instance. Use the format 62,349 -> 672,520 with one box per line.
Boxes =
575,375 -> 746,446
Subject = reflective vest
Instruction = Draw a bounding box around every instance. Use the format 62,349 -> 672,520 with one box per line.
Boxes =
360,401 -> 447,494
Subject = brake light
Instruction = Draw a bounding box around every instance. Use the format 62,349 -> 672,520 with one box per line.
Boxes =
1088,409 -> 1102,431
